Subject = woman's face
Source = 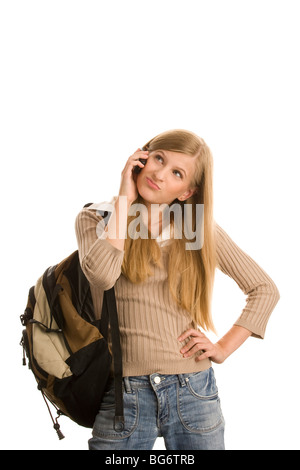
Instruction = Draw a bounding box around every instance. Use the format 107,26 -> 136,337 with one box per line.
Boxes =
136,149 -> 197,206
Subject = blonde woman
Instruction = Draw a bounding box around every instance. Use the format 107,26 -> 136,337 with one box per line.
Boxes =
75,129 -> 280,450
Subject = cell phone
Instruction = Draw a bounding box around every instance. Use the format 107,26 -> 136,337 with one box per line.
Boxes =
133,147 -> 147,174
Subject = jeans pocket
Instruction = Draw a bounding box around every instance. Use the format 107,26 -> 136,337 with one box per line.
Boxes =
92,385 -> 139,440
178,368 -> 224,433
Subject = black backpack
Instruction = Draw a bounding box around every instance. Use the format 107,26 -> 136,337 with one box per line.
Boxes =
20,205 -> 124,439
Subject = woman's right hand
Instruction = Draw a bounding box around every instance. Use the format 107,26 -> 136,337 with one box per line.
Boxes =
118,148 -> 149,205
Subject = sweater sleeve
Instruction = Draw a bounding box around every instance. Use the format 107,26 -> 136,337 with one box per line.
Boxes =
75,208 -> 125,290
215,223 -> 280,339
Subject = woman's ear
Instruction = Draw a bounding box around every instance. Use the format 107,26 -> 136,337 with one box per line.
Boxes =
177,187 -> 198,202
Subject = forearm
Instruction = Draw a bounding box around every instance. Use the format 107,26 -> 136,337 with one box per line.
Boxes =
217,325 -> 252,360
76,207 -> 125,290
104,148 -> 148,252
104,195 -> 131,252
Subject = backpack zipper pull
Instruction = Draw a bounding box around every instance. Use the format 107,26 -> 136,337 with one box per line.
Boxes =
22,347 -> 26,366
40,388 -> 65,440
20,337 -> 27,366
54,421 -> 65,440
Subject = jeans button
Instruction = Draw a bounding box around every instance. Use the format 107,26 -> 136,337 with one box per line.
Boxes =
154,376 -> 161,384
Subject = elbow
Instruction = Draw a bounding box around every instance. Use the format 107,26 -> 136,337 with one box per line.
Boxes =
90,277 -> 118,291
81,256 -> 121,291
272,282 -> 280,305
247,278 -> 280,309
264,278 -> 280,307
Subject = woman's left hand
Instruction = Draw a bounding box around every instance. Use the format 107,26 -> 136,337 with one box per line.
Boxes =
178,329 -> 227,364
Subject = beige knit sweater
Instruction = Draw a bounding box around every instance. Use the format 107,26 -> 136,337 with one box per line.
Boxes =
75,203 -> 280,377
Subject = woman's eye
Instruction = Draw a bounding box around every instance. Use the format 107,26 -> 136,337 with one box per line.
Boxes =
154,155 -> 182,178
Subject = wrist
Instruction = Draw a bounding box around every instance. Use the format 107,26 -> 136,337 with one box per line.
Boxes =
216,326 -> 252,361
117,194 -> 133,209
215,341 -> 230,362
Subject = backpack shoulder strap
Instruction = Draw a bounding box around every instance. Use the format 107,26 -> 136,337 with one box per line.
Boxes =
103,287 -> 124,432
84,202 -> 124,430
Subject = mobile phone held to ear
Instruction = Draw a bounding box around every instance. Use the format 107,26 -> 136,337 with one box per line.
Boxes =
134,147 -> 147,174
134,158 -> 147,174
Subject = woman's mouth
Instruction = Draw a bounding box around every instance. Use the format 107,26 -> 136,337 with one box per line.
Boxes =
146,177 -> 160,190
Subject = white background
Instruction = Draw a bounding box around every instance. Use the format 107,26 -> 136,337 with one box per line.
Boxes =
1,0 -> 299,450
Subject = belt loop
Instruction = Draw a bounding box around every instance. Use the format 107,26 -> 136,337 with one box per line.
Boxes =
178,374 -> 187,387
124,376 -> 132,394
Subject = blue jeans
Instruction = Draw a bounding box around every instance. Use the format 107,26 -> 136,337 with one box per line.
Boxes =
88,367 -> 225,450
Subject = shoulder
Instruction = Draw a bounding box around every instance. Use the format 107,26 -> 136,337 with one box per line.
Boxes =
214,222 -> 228,250
85,196 -> 118,212
77,197 -> 117,219
213,222 -> 248,273
75,197 -> 117,233
214,222 -> 240,252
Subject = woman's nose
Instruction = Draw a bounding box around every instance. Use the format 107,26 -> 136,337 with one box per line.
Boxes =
153,168 -> 166,182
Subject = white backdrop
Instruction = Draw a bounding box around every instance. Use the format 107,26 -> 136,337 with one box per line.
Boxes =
1,0 -> 299,450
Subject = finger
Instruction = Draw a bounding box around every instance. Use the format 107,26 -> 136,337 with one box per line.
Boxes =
178,329 -> 204,342
182,343 -> 205,358
133,149 -> 149,157
133,159 -> 146,167
181,339 -> 211,357
129,155 -> 149,166
131,161 -> 147,174
196,351 -> 211,361
123,155 -> 148,175
180,336 -> 209,355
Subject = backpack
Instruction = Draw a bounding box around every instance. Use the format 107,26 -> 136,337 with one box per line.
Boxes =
20,204 -> 124,439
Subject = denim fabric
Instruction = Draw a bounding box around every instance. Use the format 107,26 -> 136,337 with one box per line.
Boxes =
88,367 -> 225,450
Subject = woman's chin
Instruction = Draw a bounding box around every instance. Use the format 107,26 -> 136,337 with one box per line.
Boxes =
136,182 -> 154,203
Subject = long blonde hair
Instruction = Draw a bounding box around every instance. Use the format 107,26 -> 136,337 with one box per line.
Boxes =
122,129 -> 217,332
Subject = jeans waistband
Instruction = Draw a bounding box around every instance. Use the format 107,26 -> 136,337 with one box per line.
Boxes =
123,371 -> 207,394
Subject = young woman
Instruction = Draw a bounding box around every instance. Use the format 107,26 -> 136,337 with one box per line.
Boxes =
75,129 -> 280,450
